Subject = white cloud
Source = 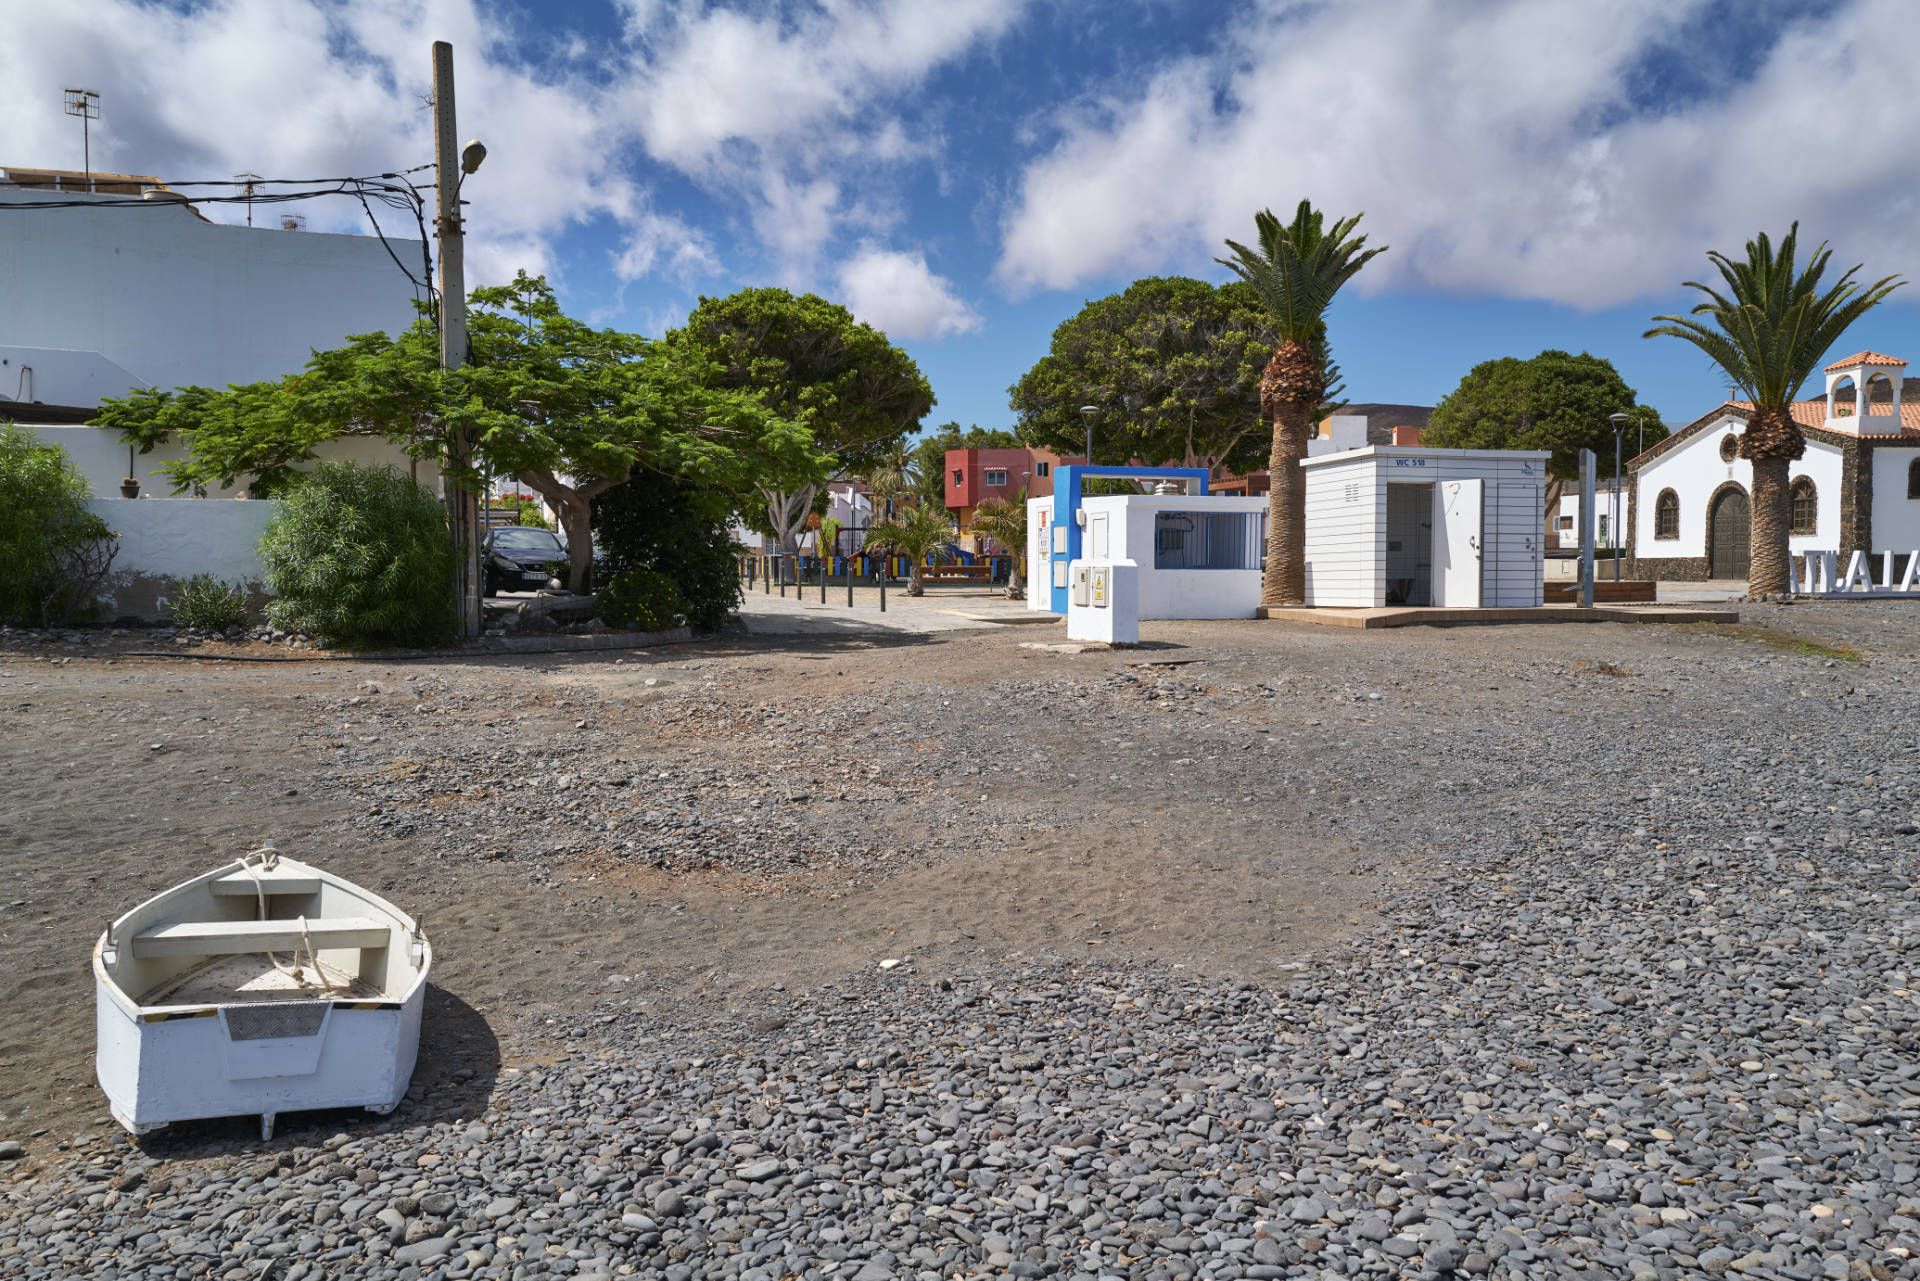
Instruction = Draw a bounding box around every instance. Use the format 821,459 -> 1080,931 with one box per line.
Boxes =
838,244 -> 982,340
995,0 -> 1920,309
0,0 -> 1020,301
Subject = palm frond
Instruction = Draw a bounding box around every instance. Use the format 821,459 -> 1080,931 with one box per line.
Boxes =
1215,200 -> 1388,341
1646,222 -> 1904,410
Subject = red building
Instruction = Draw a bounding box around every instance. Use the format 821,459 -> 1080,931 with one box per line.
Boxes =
945,446 -> 1078,528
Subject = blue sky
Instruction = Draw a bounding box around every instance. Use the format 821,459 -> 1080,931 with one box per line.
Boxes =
10,0 -> 1920,436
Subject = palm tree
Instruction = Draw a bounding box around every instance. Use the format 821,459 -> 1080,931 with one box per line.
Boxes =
864,502 -> 955,596
1646,225 -> 1902,595
1217,202 -> 1386,606
860,446 -> 918,522
970,487 -> 1029,599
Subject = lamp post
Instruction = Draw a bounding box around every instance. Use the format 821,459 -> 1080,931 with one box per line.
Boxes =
1609,412 -> 1629,582
1079,404 -> 1098,467
432,39 -> 488,639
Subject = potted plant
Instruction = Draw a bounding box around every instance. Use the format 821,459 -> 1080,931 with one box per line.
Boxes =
119,445 -> 140,498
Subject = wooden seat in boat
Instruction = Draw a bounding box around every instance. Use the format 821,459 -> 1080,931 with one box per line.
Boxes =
209,869 -> 322,897
130,917 -> 389,959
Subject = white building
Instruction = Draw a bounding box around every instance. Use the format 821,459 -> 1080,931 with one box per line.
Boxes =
1547,478 -> 1628,550
1,168 -> 433,621
1628,351 -> 1920,581
0,169 -> 424,417
1301,447 -> 1548,607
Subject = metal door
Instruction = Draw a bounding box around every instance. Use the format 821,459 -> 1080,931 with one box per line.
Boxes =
1088,512 -> 1110,560
1709,488 -> 1750,580
1434,480 -> 1483,607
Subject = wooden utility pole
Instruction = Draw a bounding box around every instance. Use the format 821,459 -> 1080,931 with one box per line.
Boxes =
433,40 -> 481,639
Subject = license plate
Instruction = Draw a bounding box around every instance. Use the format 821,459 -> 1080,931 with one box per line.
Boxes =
522,570 -> 546,580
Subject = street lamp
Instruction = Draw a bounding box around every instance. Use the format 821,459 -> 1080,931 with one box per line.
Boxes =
1079,405 -> 1098,467
1609,412 -> 1629,582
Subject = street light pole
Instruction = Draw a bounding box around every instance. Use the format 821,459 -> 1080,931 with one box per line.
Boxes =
433,41 -> 487,640
1079,404 -> 1098,467
1609,412 -> 1629,583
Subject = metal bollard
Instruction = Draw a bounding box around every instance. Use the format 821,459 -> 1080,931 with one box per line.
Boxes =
847,553 -> 854,607
820,557 -> 827,604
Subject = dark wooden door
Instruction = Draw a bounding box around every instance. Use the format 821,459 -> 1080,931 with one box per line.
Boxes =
1710,488 -> 1750,580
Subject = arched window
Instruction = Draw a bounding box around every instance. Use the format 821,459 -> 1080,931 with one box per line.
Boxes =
1654,489 -> 1679,539
1909,457 -> 1920,500
1790,476 -> 1817,535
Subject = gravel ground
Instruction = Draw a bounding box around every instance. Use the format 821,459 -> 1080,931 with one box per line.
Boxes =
3,602 -> 1920,1280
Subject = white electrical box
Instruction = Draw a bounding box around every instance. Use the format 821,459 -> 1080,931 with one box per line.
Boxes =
1052,561 -> 1069,589
1051,526 -> 1069,554
1070,564 -> 1091,606
1090,566 -> 1109,608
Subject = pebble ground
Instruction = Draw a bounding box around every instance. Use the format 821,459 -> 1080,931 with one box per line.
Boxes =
3,601 -> 1919,1280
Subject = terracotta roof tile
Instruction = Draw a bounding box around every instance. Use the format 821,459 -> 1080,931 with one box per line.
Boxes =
1824,350 -> 1907,371
1728,399 -> 1920,437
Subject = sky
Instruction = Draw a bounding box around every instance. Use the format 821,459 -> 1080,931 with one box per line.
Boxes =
8,0 -> 1920,439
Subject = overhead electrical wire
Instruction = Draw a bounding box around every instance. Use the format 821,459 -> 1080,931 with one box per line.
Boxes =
0,168 -> 441,304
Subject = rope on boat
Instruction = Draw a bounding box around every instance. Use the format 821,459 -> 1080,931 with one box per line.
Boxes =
233,844 -> 338,992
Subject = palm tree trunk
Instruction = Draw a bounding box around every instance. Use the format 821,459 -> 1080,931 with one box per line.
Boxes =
1749,456 -> 1792,595
1007,556 -> 1024,599
1260,342 -> 1323,606
1742,406 -> 1803,596
908,562 -> 925,596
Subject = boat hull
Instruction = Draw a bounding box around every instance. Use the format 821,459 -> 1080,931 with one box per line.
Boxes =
93,855 -> 430,1136
95,965 -> 426,1133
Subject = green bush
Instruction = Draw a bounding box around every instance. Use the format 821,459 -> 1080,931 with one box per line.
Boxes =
170,574 -> 248,631
0,421 -> 119,625
258,461 -> 455,648
595,566 -> 685,633
593,472 -> 741,632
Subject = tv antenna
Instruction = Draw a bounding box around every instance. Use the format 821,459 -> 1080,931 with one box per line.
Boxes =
234,173 -> 261,227
63,88 -> 100,192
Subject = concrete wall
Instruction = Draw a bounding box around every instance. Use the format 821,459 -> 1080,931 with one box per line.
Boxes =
88,498 -> 279,622
23,424 -> 439,500
1872,446 -> 1920,550
1302,447 -> 1546,607
0,189 -> 422,401
1634,415 -> 1845,558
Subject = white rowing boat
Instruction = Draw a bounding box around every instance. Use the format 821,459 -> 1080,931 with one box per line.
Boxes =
94,844 -> 431,1140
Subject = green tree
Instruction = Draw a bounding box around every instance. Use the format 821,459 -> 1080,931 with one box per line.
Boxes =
95,274 -> 826,594
592,470 -> 742,633
1647,225 -> 1902,594
1218,202 -> 1385,606
0,422 -> 118,625
1008,277 -> 1281,478
864,503 -> 956,596
667,287 -> 935,558
910,422 -> 1017,508
1424,350 -> 1667,521
257,462 -> 456,648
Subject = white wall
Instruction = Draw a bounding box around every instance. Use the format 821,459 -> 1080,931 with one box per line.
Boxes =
1079,494 -> 1268,619
1635,416 -> 1844,556
23,424 -> 439,500
87,498 -> 279,622
1303,448 -> 1546,607
1872,446 -> 1920,550
0,190 -> 422,400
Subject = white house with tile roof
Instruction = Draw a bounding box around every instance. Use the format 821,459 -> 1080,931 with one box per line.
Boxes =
1627,351 -> 1920,582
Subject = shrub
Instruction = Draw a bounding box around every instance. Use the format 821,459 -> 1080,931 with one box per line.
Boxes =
0,421 -> 119,625
257,461 -> 455,648
595,566 -> 685,633
170,574 -> 248,631
592,472 -> 742,632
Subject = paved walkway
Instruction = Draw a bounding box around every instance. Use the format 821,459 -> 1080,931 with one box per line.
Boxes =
736,582 -> 1060,636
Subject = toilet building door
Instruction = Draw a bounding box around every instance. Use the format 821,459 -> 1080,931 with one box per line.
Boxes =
1434,479 -> 1483,607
